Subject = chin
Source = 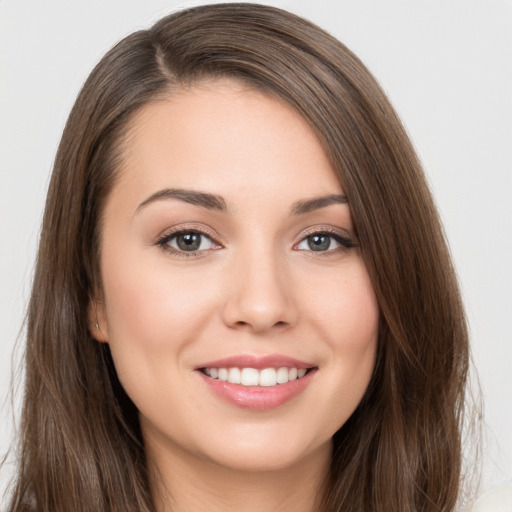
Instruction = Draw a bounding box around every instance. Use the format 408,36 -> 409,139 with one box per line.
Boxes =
195,430 -> 333,473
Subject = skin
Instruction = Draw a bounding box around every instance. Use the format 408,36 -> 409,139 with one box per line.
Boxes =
92,79 -> 379,512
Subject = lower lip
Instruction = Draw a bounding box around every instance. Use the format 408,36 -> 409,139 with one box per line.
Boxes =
198,370 -> 316,410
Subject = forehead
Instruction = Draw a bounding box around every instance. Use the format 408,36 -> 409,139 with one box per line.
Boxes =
112,79 -> 343,211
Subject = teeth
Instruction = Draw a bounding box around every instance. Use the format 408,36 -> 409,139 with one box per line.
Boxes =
203,366 -> 309,386
276,367 -> 289,384
228,367 -> 241,384
259,368 -> 276,387
241,368 -> 259,386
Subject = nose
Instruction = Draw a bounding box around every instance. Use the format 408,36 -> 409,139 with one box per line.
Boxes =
221,248 -> 298,333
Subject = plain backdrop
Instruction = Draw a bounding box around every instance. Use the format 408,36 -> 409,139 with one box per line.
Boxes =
1,0 -> 511,503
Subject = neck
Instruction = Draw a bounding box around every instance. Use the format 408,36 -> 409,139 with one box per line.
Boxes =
147,438 -> 332,512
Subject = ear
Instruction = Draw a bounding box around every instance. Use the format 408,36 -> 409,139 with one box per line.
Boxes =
88,293 -> 109,343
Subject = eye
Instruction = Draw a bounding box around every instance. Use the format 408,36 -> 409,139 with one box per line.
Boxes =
158,230 -> 220,254
295,232 -> 356,252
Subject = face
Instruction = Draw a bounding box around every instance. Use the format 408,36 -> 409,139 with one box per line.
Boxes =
94,80 -> 379,473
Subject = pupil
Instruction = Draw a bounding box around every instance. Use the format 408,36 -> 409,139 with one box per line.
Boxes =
177,233 -> 201,251
308,234 -> 330,251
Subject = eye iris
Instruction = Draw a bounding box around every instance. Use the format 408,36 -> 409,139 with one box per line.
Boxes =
177,233 -> 201,251
308,234 -> 330,251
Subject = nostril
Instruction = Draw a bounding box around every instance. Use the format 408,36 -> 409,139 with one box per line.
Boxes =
230,319 -> 289,331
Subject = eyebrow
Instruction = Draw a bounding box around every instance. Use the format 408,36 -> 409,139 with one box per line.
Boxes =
135,188 -> 348,215
290,194 -> 348,215
136,188 -> 228,213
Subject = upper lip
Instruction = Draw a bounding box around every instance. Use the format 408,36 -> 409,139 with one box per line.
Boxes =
195,354 -> 315,370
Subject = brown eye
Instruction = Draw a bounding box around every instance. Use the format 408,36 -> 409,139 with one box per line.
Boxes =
176,232 -> 202,251
161,231 -> 218,253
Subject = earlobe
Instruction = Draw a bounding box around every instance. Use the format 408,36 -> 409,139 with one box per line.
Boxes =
88,296 -> 109,343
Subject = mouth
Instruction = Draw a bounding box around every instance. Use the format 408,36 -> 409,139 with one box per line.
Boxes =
200,366 -> 312,387
196,355 -> 317,410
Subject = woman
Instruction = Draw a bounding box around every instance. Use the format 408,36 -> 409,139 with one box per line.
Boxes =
6,4 -> 471,511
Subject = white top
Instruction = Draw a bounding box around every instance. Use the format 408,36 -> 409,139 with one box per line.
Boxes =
472,482 -> 512,512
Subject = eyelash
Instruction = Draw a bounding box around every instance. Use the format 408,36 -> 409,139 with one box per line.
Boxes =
156,227 -> 221,258
156,226 -> 357,258
295,228 -> 357,255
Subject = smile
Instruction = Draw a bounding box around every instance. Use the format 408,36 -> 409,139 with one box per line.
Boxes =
202,367 -> 309,387
196,355 -> 317,410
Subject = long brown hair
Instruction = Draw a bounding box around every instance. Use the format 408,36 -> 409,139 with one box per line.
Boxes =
7,4 -> 470,511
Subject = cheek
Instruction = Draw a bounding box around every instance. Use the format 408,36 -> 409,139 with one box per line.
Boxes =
306,266 -> 379,406
103,252 -> 216,336
306,265 -> 379,349
332,275 -> 379,372
99,250 -> 221,389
